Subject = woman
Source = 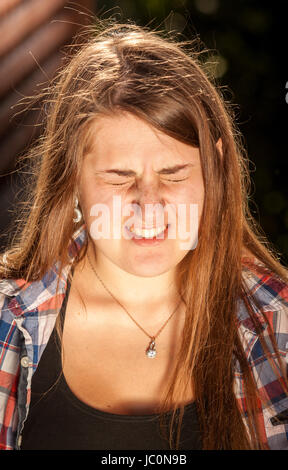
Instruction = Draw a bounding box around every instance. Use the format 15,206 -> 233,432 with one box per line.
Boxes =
0,20 -> 287,451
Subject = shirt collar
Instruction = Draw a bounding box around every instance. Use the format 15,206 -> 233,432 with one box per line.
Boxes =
0,228 -> 282,332
238,259 -> 285,333
0,224 -> 87,313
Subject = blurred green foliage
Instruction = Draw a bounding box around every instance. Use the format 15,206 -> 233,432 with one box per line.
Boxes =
94,0 -> 288,264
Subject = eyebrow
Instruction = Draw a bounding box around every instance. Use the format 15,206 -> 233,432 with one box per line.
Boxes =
98,163 -> 193,176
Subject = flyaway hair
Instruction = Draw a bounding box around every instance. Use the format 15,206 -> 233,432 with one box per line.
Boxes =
1,17 -> 287,449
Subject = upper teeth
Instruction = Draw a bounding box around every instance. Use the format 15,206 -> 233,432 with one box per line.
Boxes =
129,225 -> 167,238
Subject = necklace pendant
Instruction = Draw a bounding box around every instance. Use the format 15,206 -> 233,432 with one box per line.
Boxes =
146,339 -> 156,358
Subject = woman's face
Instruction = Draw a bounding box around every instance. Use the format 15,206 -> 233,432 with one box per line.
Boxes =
78,111 -> 205,278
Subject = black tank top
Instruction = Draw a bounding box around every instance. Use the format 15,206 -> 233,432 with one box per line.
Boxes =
21,269 -> 202,450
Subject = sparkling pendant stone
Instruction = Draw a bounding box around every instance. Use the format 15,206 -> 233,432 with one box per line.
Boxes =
146,340 -> 156,358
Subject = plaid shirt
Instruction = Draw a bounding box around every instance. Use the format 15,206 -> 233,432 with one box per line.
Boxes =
0,223 -> 287,450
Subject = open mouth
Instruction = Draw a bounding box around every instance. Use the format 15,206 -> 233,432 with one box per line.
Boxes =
126,223 -> 169,239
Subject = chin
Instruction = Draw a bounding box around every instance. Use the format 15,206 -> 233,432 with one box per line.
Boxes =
123,262 -> 174,278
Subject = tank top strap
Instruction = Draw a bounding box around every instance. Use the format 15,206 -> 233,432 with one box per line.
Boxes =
59,265 -> 75,331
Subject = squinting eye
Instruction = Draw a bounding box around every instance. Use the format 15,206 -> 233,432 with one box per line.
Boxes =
108,177 -> 189,185
165,178 -> 189,183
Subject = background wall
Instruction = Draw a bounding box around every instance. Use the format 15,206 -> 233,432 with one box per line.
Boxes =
1,0 -> 287,264
0,0 -> 93,251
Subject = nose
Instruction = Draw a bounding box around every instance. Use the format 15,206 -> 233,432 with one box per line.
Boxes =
132,175 -> 165,204
130,178 -> 166,226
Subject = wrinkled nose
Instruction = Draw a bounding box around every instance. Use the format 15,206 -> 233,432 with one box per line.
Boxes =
131,180 -> 166,227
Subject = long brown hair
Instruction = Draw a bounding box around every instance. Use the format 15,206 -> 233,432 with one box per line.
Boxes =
1,18 -> 287,450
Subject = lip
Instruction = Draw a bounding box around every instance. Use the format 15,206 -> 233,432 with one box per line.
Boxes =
127,223 -> 168,231
125,224 -> 169,246
138,226 -> 163,230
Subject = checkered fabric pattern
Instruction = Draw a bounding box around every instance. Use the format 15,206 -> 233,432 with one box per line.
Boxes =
0,223 -> 287,450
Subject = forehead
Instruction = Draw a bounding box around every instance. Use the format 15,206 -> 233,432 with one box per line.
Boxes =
84,112 -> 199,169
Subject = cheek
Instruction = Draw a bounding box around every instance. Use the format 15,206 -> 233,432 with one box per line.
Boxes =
79,172 -> 111,208
171,182 -> 205,235
172,180 -> 204,206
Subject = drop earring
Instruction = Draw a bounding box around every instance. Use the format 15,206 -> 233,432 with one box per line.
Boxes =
73,197 -> 82,223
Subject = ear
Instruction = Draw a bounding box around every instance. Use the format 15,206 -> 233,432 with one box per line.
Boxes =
216,137 -> 223,157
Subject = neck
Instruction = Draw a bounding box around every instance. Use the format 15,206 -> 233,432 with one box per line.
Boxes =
81,242 -> 180,307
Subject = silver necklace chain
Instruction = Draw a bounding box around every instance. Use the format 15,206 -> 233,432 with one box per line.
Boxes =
86,250 -> 182,358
